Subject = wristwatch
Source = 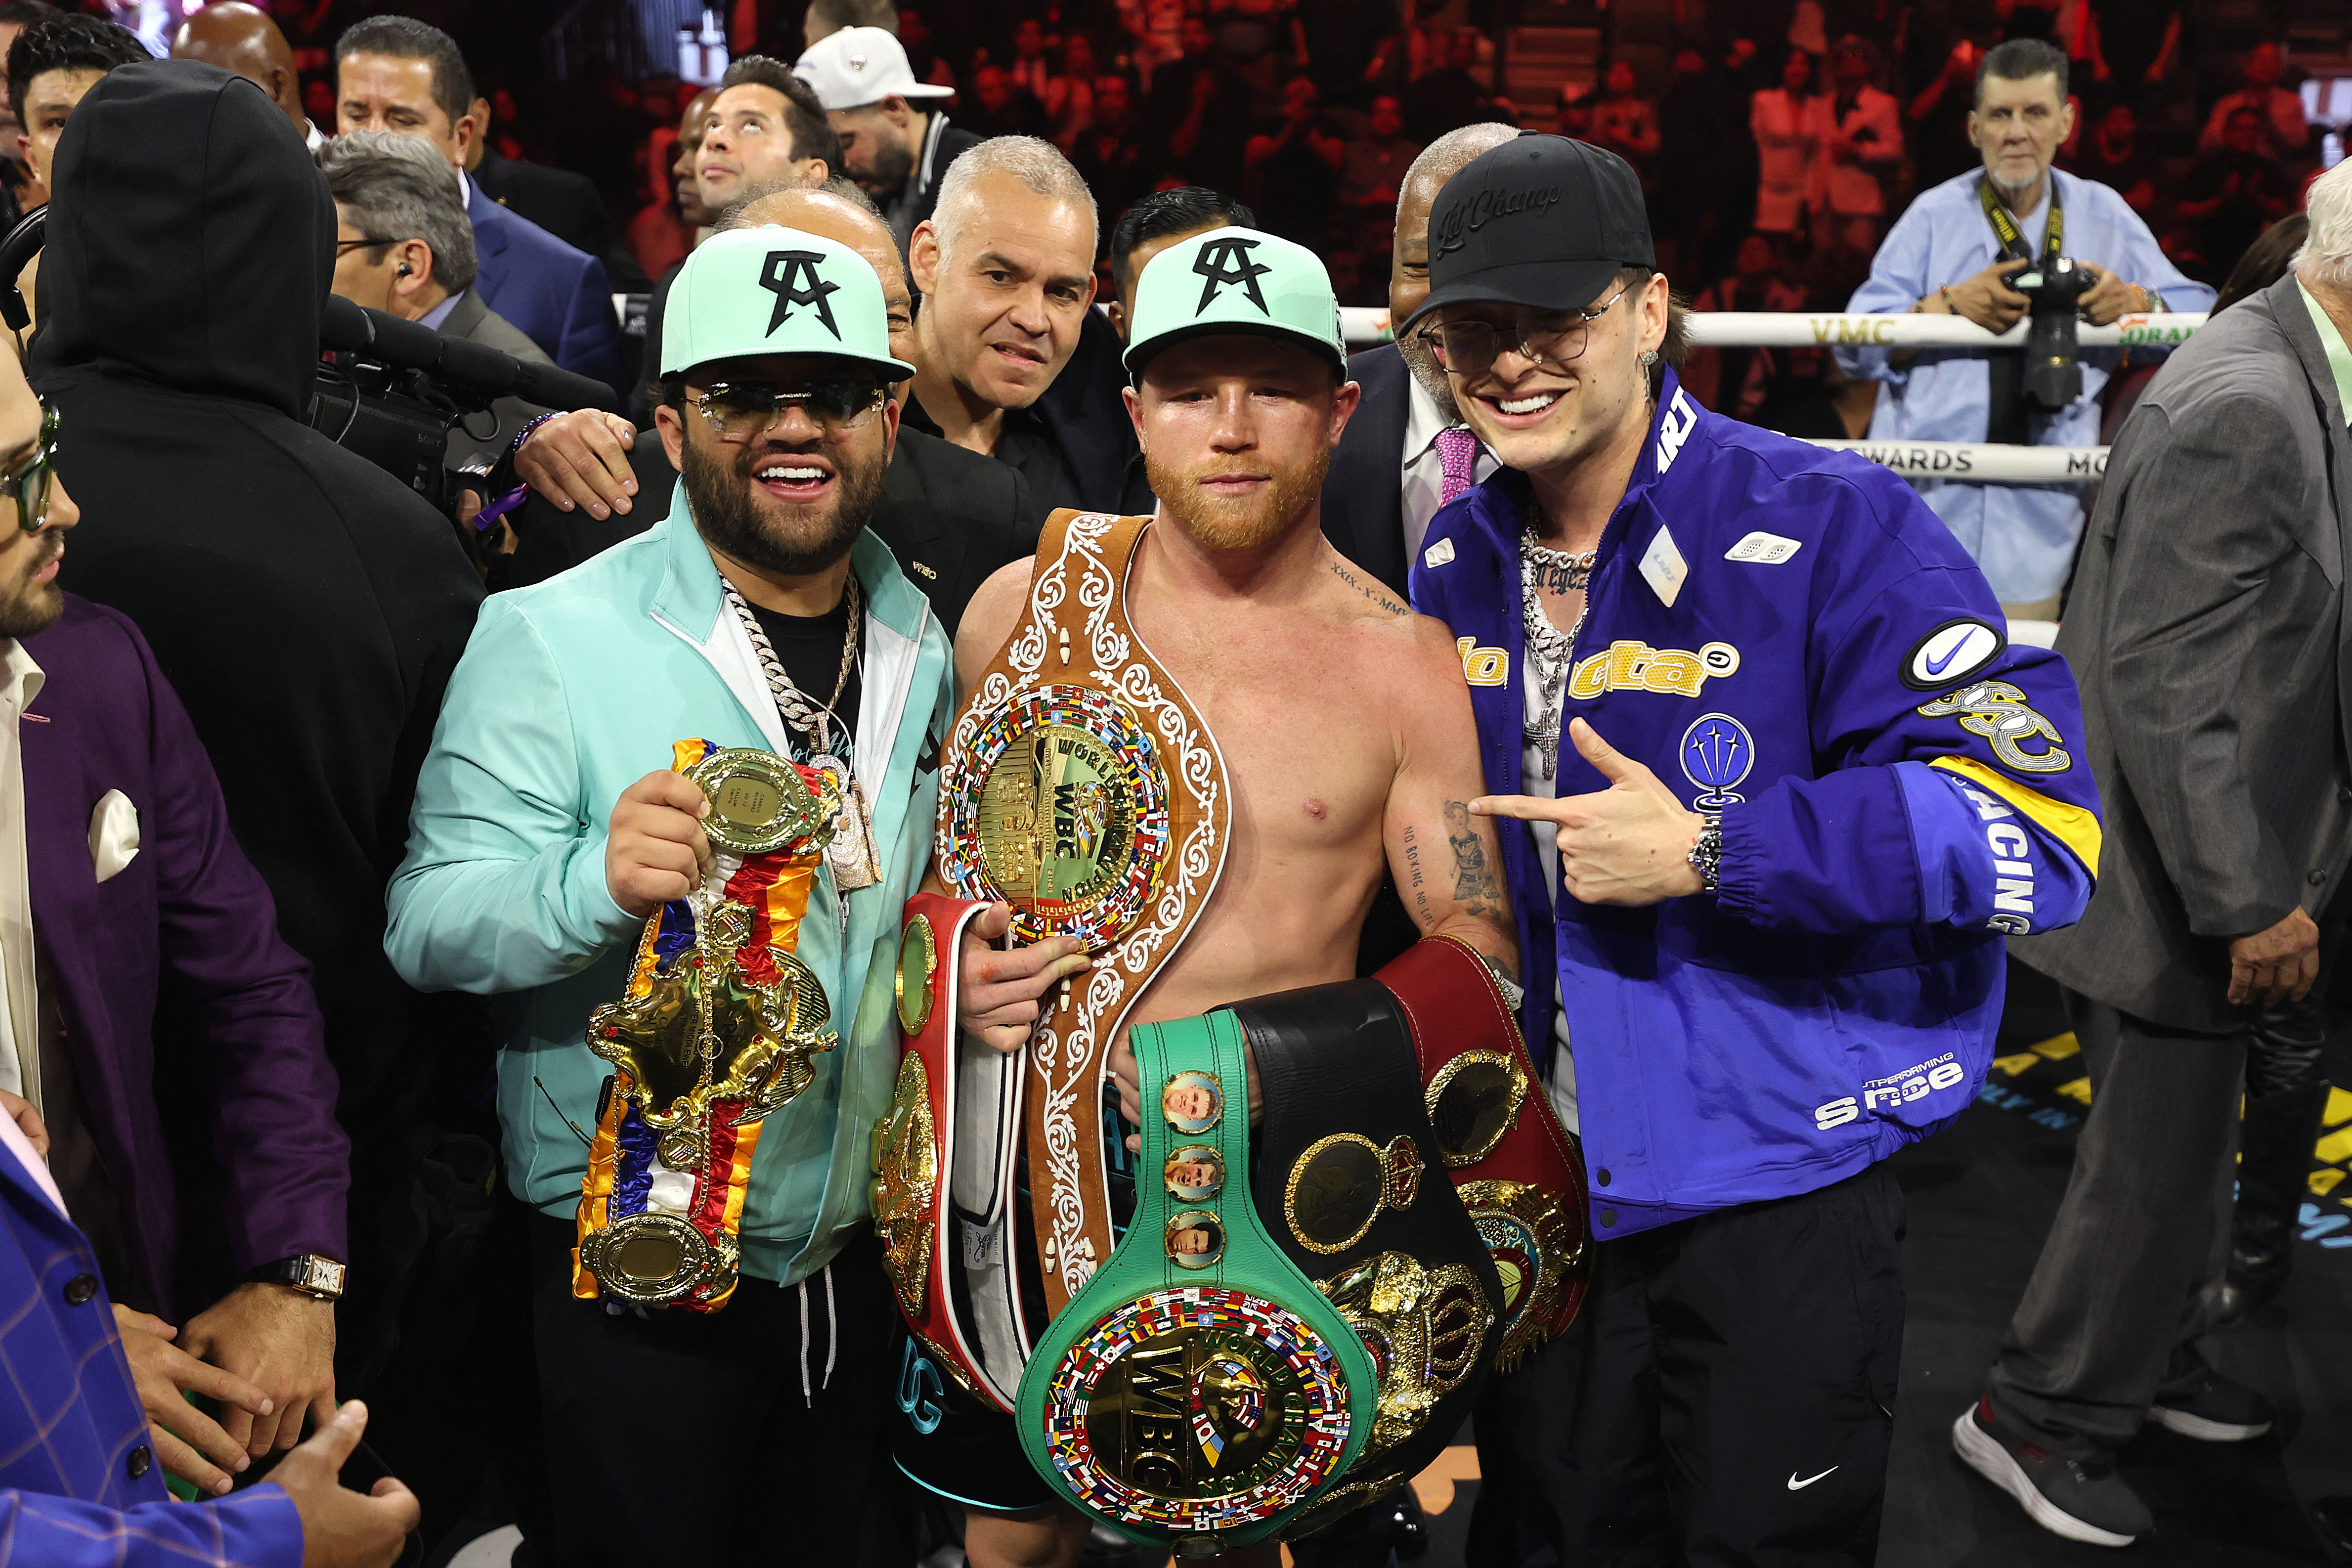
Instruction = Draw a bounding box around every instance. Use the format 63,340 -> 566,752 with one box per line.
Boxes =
247,1255 -> 346,1301
1687,812 -> 1724,896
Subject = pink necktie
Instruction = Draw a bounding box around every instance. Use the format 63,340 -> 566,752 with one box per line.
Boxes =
1436,426 -> 1482,507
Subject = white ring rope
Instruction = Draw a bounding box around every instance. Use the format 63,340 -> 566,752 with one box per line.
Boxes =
1337,305 -> 2206,350
1328,307 -> 2157,484
1801,438 -> 2106,484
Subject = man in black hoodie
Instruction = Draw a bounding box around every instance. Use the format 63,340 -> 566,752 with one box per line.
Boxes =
31,58 -> 482,1509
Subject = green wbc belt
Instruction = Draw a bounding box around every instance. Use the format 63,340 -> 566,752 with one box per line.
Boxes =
1016,1010 -> 1377,1553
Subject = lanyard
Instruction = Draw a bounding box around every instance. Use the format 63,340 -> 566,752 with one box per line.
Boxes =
1980,174 -> 2063,270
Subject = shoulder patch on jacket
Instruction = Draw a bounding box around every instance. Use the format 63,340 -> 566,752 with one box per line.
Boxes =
1900,617 -> 2005,692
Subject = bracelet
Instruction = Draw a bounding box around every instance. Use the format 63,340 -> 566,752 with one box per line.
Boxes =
1939,285 -> 1958,313
1687,812 -> 1723,895
509,409 -> 562,456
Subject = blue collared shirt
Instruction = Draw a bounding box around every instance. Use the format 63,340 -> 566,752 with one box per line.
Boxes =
1837,168 -> 2213,604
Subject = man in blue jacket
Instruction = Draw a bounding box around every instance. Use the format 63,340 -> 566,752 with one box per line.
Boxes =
0,1090 -> 415,1568
333,17 -> 626,400
387,225 -> 952,1567
1405,134 -> 2101,1565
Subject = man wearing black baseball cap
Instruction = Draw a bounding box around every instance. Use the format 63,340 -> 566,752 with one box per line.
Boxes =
1404,134 -> 2103,1562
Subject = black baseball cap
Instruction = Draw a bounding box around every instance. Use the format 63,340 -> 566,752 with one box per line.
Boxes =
1399,133 -> 1655,336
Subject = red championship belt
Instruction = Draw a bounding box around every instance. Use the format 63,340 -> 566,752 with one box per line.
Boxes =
871,891 -> 1031,1408
1375,936 -> 1589,1367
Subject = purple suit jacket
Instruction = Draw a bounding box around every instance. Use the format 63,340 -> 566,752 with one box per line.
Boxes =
20,596 -> 346,1313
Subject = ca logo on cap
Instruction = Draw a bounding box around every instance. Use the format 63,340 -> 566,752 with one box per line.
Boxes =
1193,236 -> 1272,315
760,250 -> 841,338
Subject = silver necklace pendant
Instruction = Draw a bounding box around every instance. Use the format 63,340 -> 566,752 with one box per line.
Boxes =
809,752 -> 881,892
1520,545 -> 1588,782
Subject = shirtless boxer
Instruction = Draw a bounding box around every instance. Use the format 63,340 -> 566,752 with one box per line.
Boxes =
925,227 -> 1519,1568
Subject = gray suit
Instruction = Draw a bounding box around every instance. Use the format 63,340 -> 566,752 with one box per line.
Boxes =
437,287 -> 555,472
1985,272 -> 2352,1458
2014,270 -> 2352,1025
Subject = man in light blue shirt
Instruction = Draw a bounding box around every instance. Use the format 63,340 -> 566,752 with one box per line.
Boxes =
1839,38 -> 2211,615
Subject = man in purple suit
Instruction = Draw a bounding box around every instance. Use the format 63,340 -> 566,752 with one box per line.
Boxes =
0,336 -> 352,1493
0,1091 -> 414,1567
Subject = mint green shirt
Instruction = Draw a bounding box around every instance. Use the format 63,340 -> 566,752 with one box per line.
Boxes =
2297,279 -> 2352,427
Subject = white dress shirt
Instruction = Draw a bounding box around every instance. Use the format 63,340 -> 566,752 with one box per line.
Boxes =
0,639 -> 42,1109
1399,373 -> 1498,563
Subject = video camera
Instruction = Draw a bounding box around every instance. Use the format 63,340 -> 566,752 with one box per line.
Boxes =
0,206 -> 615,519
2011,255 -> 2093,412
316,294 -> 616,516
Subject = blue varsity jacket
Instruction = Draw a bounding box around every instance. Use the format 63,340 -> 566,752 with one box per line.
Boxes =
1409,371 -> 2101,1238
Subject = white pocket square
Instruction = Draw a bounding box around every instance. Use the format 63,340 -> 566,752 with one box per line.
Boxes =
88,789 -> 139,883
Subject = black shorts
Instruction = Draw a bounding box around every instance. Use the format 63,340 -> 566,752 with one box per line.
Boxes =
888,1326 -> 1057,1515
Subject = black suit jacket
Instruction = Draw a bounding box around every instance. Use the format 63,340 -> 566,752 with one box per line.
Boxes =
1320,343 -> 1414,596
1034,305 -> 1151,515
475,148 -> 652,293
506,425 -> 1038,641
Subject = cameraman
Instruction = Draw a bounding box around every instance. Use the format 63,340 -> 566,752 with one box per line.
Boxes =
1839,39 -> 2209,619
318,129 -> 553,470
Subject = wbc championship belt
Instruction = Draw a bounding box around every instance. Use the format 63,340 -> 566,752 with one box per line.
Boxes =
1378,938 -> 1589,1366
1016,1009 -> 1377,1553
572,740 -> 843,1311
876,510 -> 1230,1403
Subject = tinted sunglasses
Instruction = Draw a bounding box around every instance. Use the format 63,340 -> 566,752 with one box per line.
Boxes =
693,378 -> 887,437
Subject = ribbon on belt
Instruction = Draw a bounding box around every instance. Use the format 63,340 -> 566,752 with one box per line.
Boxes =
573,739 -> 843,1312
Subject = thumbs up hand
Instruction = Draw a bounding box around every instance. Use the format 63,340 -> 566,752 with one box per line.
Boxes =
1472,719 -> 1706,906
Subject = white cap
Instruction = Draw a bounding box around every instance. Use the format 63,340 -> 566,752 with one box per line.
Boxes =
793,26 -> 954,111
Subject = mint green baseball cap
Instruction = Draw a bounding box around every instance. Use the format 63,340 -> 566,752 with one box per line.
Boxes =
659,225 -> 916,382
1123,225 -> 1346,381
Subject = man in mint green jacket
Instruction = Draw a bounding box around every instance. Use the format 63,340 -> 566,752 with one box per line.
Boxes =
384,226 -> 952,1567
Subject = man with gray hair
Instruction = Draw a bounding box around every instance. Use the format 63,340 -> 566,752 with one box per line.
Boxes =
900,134 -> 1135,514
319,129 -> 553,468
1951,153 -> 2352,1553
1322,118 -> 1516,596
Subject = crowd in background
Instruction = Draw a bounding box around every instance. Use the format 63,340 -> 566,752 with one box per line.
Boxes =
4,1 -> 2317,444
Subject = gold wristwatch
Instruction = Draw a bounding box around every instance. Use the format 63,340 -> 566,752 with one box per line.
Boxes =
249,1254 -> 346,1301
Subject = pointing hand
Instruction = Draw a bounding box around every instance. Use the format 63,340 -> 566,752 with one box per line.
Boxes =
1473,719 -> 1705,906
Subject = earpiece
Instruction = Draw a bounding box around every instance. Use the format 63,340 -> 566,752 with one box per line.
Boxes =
395,262 -> 412,277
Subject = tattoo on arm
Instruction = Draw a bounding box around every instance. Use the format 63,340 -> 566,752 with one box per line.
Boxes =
1442,800 -> 1508,925
1403,823 -> 1432,927
1329,559 -> 1410,618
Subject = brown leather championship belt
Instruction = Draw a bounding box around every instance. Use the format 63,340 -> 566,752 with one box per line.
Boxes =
874,509 -> 1230,1406
1376,938 -> 1589,1367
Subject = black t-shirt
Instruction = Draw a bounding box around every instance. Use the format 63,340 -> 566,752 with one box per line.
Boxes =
901,394 -> 1089,518
747,595 -> 863,764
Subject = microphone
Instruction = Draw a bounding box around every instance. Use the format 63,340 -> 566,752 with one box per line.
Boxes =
320,294 -> 616,412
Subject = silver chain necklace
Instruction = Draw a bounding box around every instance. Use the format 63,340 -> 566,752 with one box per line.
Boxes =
1521,537 -> 1596,780
724,575 -> 859,758
722,575 -> 881,893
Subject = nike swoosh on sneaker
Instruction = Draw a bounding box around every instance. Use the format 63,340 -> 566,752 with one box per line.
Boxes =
1788,1466 -> 1838,1490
